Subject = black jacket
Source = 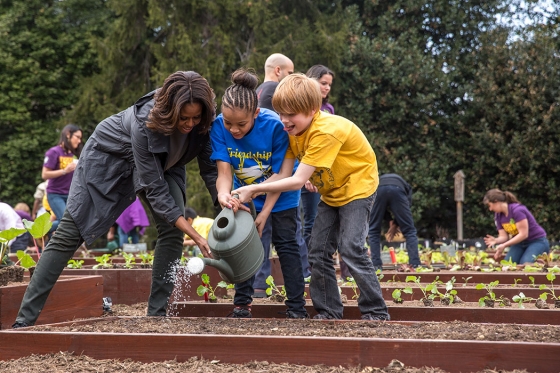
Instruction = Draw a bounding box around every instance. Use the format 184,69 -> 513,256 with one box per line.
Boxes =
67,91 -> 218,245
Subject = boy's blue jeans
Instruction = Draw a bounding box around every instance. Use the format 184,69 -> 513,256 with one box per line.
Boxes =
309,193 -> 389,319
505,237 -> 549,264
234,207 -> 306,314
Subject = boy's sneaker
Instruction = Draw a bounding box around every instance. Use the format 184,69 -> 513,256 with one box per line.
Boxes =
361,313 -> 389,321
312,312 -> 334,320
284,310 -> 309,319
228,306 -> 252,318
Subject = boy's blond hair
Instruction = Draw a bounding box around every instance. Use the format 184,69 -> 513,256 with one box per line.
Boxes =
272,73 -> 322,114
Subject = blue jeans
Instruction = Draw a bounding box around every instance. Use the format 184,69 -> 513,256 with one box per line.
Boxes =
301,188 -> 321,247
234,208 -> 306,314
506,237 -> 549,264
368,184 -> 421,267
118,225 -> 140,247
47,193 -> 68,228
253,208 -> 310,289
309,193 -> 389,319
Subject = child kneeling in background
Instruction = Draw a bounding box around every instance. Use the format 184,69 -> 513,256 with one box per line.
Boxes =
232,73 -> 389,321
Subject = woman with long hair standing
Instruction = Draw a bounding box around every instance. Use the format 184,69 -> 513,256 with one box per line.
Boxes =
42,124 -> 83,229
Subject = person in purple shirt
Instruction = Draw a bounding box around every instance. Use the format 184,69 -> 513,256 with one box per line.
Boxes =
107,197 -> 151,247
42,124 -> 83,228
483,188 -> 549,264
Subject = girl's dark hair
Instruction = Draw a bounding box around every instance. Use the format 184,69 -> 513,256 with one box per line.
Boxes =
147,71 -> 216,135
59,124 -> 83,157
483,188 -> 520,204
221,68 -> 259,114
305,64 -> 335,104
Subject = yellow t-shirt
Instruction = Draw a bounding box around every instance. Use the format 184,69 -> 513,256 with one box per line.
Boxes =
285,111 -> 378,206
185,216 -> 214,240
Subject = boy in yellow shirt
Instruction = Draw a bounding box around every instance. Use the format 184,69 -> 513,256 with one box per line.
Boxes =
183,207 -> 214,256
232,74 -> 389,321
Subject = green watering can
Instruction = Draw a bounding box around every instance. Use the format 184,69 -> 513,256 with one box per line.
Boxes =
186,199 -> 264,284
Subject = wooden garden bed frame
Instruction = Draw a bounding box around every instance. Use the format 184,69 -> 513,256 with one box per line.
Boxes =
1,316 -> 558,372
0,275 -> 103,329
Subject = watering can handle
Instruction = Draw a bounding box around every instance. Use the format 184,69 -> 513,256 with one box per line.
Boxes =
232,194 -> 257,221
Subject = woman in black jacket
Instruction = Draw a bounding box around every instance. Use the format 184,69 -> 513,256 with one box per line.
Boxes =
14,71 -> 219,327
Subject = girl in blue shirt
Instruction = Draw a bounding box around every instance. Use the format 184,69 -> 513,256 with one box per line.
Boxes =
211,68 -> 307,319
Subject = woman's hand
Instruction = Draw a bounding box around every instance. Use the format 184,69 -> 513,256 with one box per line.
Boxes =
484,234 -> 497,247
64,161 -> 77,174
493,244 -> 506,261
194,236 -> 213,258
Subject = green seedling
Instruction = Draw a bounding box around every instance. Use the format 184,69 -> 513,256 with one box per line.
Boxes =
475,280 -> 508,307
547,266 -> 560,273
375,269 -> 384,282
344,277 -> 359,300
522,264 -> 542,272
434,277 -> 458,304
405,275 -> 438,301
511,278 -> 522,287
462,276 -> 473,287
122,252 -> 136,269
0,227 -> 27,265
137,252 -> 154,266
16,250 -> 36,269
93,254 -> 113,269
391,287 -> 413,304
528,276 -> 537,288
512,292 -> 534,308
265,275 -> 287,299
67,259 -> 84,269
196,273 -> 228,301
538,272 -> 558,302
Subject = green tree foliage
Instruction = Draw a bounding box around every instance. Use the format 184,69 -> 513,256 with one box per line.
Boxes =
0,0 -> 113,206
339,0 -> 560,239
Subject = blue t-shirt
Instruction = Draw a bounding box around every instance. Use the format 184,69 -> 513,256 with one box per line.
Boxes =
210,108 -> 300,212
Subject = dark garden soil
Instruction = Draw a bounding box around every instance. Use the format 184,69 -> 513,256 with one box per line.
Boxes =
0,301 -> 552,373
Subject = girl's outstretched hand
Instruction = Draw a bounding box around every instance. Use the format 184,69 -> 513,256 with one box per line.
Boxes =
218,192 -> 243,212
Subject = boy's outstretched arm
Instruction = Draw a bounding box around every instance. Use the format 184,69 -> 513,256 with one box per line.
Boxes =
232,163 -> 315,203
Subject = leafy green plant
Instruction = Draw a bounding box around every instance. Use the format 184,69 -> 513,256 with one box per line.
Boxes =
391,287 -> 413,304
196,273 -> 228,301
265,275 -> 287,299
434,277 -> 458,304
92,254 -> 113,269
137,252 -> 154,266
22,213 -> 53,253
0,227 -> 26,265
344,277 -> 359,300
512,278 -> 522,287
512,292 -> 534,309
405,275 -> 438,301
16,250 -> 36,269
475,281 -> 508,307
67,259 -> 84,269
538,273 -> 558,302
122,252 -> 135,269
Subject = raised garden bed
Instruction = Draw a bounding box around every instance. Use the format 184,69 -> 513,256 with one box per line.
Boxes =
171,301 -> 560,325
1,316 -> 559,372
0,275 -> 103,329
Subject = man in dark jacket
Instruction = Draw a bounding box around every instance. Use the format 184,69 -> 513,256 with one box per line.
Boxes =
368,173 -> 421,270
13,71 -> 219,328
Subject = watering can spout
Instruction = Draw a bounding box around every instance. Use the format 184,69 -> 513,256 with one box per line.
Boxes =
185,256 -> 235,283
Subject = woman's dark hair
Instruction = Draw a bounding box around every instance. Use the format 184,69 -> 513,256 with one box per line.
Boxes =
305,64 -> 335,104
147,71 -> 216,135
59,124 -> 83,157
483,188 -> 520,205
221,68 -> 259,114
